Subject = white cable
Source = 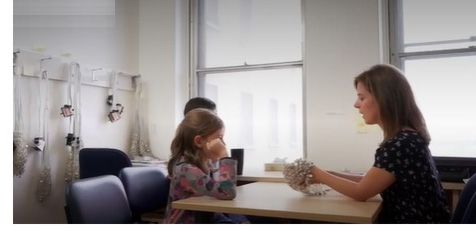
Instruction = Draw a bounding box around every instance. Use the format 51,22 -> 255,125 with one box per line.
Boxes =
67,64 -> 74,132
13,53 -> 28,177
111,71 -> 118,112
72,63 -> 82,177
108,71 -> 121,122
43,68 -> 50,165
36,60 -> 52,202
130,76 -> 141,157
64,62 -> 82,182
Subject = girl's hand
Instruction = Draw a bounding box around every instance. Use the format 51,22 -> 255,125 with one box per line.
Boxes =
206,138 -> 228,161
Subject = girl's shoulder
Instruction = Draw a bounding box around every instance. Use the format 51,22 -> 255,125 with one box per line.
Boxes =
175,161 -> 199,169
175,161 -> 208,175
175,156 -> 197,168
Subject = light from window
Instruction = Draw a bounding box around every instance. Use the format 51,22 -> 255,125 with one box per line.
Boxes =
196,0 -> 303,170
393,0 -> 476,158
405,56 -> 476,157
401,0 -> 476,52
198,0 -> 302,67
200,69 -> 303,170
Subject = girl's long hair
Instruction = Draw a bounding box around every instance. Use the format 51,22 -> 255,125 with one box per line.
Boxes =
167,108 -> 224,177
354,64 -> 430,145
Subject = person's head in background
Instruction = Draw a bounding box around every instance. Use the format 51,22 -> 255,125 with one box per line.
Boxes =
353,63 -> 429,145
168,108 -> 225,177
183,97 -> 217,116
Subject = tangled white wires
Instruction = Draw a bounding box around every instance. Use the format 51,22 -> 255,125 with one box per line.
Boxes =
282,158 -> 326,196
13,131 -> 28,177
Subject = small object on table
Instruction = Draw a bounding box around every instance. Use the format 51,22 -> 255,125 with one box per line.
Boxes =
282,158 -> 326,196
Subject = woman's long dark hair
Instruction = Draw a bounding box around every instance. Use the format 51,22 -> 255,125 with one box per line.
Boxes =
354,64 -> 430,145
167,108 -> 224,177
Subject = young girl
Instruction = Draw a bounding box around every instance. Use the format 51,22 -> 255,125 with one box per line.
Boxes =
307,64 -> 450,223
164,108 -> 246,223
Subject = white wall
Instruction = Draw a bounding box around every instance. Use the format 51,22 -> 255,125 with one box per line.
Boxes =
137,0 -> 387,173
13,0 -> 139,223
138,0 -> 189,160
12,0 -> 387,223
303,0 -> 384,172
138,0 -> 387,173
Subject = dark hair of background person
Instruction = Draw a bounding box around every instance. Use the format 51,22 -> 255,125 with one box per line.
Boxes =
183,97 -> 216,116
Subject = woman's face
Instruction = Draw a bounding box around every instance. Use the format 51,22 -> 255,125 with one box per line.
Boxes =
354,82 -> 381,126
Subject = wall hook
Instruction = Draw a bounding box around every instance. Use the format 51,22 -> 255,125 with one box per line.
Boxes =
89,67 -> 103,82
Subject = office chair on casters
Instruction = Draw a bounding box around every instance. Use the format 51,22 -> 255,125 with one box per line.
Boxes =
119,167 -> 170,223
65,175 -> 132,224
451,173 -> 476,223
79,148 -> 132,179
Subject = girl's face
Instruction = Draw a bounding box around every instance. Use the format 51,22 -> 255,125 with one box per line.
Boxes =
195,128 -> 226,162
354,82 -> 381,126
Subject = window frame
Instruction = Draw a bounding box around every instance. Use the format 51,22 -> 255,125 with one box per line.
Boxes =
190,0 -> 304,94
188,0 -> 306,161
388,0 -> 476,69
388,0 -> 476,158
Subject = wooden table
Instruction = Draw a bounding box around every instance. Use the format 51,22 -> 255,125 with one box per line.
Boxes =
172,182 -> 382,223
441,182 -> 466,213
238,169 -> 465,212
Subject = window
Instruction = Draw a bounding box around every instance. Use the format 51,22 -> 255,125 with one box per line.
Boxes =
390,0 -> 476,158
192,0 -> 303,170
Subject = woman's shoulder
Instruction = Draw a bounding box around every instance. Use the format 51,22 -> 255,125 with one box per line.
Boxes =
383,129 -> 425,148
397,129 -> 424,142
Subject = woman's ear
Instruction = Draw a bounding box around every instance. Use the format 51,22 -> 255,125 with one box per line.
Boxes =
194,135 -> 205,148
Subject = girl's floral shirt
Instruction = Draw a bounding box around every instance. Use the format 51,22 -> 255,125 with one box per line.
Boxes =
164,157 -> 237,223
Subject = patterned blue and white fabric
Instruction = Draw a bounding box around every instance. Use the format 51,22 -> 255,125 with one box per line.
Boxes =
374,130 -> 450,223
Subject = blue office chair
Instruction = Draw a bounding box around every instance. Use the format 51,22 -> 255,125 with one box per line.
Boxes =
451,173 -> 476,223
461,192 -> 476,223
79,148 -> 132,179
119,167 -> 170,223
65,175 -> 132,224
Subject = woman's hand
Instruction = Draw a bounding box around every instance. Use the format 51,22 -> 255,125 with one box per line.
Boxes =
309,166 -> 322,184
206,138 -> 228,162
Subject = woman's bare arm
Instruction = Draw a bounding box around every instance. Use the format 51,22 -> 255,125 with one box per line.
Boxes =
311,166 -> 395,201
327,170 -> 364,183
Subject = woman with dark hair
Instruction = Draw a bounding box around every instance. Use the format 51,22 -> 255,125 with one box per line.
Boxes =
307,64 -> 450,223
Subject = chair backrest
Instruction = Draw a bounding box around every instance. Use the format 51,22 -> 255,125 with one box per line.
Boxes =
65,175 -> 132,224
118,167 -> 170,221
451,173 -> 476,223
79,148 -> 132,179
461,192 -> 476,223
